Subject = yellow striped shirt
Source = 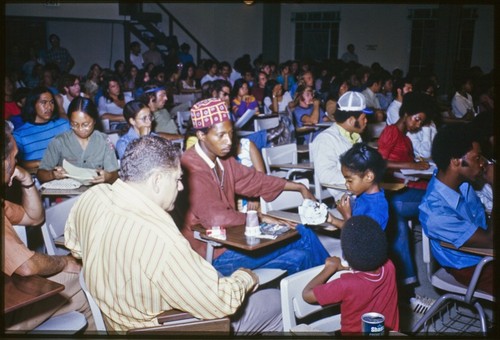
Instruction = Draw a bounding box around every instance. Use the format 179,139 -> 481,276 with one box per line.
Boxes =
65,179 -> 255,332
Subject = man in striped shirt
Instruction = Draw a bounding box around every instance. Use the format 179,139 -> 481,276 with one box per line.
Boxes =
65,136 -> 282,334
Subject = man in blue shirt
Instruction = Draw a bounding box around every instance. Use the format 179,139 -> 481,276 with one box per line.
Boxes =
419,125 -> 493,294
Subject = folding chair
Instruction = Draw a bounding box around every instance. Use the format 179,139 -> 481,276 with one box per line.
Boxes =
411,231 -> 494,335
281,265 -> 349,332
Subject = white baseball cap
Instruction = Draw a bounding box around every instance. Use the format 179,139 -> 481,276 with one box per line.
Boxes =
337,91 -> 373,114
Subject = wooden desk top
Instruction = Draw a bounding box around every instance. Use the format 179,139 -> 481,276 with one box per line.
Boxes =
4,274 -> 65,313
40,185 -> 88,197
440,242 -> 494,257
270,162 -> 314,170
192,224 -> 299,252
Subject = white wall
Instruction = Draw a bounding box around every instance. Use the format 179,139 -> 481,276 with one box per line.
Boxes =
6,2 -> 494,77
143,2 -> 264,64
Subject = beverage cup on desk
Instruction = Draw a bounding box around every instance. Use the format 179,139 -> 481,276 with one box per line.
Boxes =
245,210 -> 259,227
246,235 -> 261,246
102,119 -> 110,131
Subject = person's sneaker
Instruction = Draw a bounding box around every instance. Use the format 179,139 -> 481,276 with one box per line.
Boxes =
410,295 -> 436,314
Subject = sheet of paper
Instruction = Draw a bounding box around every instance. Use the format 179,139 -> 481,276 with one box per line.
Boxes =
400,163 -> 436,176
62,159 -> 97,185
234,109 -> 256,129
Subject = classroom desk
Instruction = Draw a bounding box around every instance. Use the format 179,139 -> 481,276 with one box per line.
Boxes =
440,242 -> 494,257
192,223 -> 299,252
265,210 -> 336,231
270,162 -> 314,171
4,274 -> 64,314
40,185 -> 88,197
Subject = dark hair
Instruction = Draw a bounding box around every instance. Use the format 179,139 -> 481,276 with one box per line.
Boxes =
67,96 -> 103,132
341,215 -> 387,271
431,124 -> 476,172
264,79 -> 280,99
213,79 -> 231,94
13,87 -> 31,103
130,41 -> 140,49
231,78 -> 248,98
58,73 -> 79,93
218,61 -> 231,71
365,73 -> 382,88
102,75 -> 124,101
333,109 -> 362,124
139,80 -> 166,105
392,77 -> 412,97
340,143 -> 386,182
204,59 -> 217,72
123,100 -> 149,125
114,60 -> 125,72
327,76 -> 348,102
179,61 -> 196,81
21,86 -> 60,123
399,92 -> 436,123
49,34 -> 59,42
120,135 -> 181,182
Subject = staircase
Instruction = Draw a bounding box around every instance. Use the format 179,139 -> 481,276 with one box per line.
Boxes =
123,2 -> 218,65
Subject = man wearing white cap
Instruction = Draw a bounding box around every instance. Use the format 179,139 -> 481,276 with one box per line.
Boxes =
180,98 -> 330,277
311,91 -> 373,201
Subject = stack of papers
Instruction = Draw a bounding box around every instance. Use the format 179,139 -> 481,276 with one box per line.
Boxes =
62,159 -> 97,185
400,163 -> 436,176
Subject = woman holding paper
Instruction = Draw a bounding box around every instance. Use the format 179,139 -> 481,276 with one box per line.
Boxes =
36,97 -> 119,184
377,92 -> 434,297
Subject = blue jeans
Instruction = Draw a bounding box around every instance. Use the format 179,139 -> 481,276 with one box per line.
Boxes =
387,188 -> 426,285
213,225 -> 329,276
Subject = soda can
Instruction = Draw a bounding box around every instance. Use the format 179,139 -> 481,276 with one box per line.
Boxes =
361,312 -> 385,335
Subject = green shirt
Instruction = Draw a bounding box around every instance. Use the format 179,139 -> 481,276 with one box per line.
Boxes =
39,130 -> 119,172
152,108 -> 178,134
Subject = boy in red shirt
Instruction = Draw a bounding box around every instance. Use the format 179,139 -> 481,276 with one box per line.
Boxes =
303,215 -> 400,334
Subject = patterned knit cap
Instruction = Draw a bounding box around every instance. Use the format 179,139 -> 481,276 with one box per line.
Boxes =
190,98 -> 230,129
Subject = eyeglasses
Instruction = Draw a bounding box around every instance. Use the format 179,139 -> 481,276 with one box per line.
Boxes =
70,121 -> 94,130
137,115 -> 154,123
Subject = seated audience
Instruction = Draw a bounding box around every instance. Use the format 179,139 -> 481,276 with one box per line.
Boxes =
55,73 -> 87,118
123,64 -> 139,92
326,143 -> 388,230
419,125 -> 492,294
180,98 -> 329,276
37,97 -> 119,184
263,79 -> 293,114
251,71 -> 267,111
97,74 -> 132,127
178,61 -> 200,94
231,78 -> 260,122
65,136 -> 282,334
303,215 -> 399,335
139,82 -> 183,140
3,125 -> 94,332
200,59 -> 219,85
10,87 -> 30,130
386,78 -> 412,125
311,91 -> 371,201
449,75 -> 476,120
376,71 -> 394,111
324,76 -> 349,121
83,63 -> 102,102
291,85 -> 328,142
276,61 -> 295,93
377,92 -> 434,294
13,86 -> 70,171
116,100 -> 157,159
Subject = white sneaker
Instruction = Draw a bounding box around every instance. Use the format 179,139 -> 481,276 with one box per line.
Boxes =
410,295 -> 436,314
